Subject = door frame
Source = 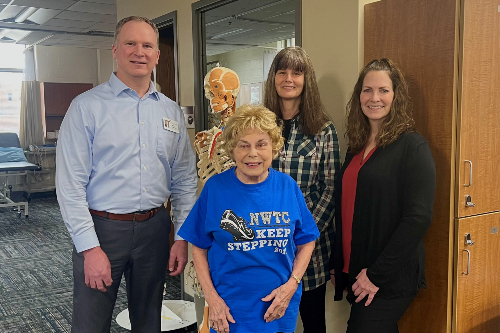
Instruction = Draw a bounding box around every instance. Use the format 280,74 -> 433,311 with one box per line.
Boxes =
152,11 -> 179,103
192,0 -> 302,133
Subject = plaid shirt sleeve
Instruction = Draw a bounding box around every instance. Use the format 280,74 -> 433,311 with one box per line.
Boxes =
273,120 -> 341,290
313,122 -> 341,233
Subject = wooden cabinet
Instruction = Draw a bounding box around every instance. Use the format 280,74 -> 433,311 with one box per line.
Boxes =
455,213 -> 500,333
364,0 -> 500,332
43,82 -> 93,133
457,0 -> 500,217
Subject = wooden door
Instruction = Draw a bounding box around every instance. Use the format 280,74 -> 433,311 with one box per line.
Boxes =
457,0 -> 500,217
157,36 -> 176,101
454,212 -> 500,332
364,0 -> 458,331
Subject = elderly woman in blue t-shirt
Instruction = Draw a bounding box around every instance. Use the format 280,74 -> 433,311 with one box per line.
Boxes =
178,104 -> 319,333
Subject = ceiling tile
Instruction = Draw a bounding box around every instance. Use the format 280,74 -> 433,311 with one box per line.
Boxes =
12,0 -> 76,10
0,5 -> 25,20
26,8 -> 61,25
41,18 -> 94,29
16,30 -> 53,43
86,22 -> 115,32
35,25 -> 82,33
67,1 -> 115,15
5,28 -> 31,41
81,0 -> 116,4
55,10 -> 116,23
67,34 -> 111,42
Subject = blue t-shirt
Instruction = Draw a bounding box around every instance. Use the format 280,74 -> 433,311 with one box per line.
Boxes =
179,168 -> 319,333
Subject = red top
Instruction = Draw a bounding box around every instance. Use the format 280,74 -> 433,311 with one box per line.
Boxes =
341,147 -> 376,273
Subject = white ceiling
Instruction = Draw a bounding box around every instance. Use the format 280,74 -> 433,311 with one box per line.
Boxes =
0,0 -> 116,49
0,0 -> 295,53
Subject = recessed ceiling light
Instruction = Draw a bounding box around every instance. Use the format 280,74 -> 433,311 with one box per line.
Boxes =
15,7 -> 38,23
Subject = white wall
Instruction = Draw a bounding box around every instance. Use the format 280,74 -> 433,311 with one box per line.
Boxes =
34,45 -> 113,86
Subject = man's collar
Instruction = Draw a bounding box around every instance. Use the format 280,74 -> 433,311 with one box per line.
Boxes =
109,73 -> 159,100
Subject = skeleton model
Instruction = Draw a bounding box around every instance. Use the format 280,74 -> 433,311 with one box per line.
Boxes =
187,67 -> 241,308
193,67 -> 240,183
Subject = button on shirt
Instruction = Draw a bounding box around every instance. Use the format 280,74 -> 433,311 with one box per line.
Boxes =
56,74 -> 198,253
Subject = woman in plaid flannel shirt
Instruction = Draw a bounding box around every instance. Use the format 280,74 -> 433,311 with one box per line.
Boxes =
264,46 -> 341,333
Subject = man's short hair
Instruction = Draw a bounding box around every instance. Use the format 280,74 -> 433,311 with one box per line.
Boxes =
114,16 -> 159,47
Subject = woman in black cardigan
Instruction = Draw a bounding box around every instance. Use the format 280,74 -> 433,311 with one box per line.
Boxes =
330,59 -> 436,333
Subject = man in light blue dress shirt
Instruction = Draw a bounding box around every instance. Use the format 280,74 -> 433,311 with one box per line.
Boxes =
55,16 -> 197,333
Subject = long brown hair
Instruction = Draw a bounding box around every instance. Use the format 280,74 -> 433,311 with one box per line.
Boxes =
346,58 -> 415,153
264,46 -> 329,135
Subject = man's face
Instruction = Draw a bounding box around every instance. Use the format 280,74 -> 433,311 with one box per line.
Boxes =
112,20 -> 159,83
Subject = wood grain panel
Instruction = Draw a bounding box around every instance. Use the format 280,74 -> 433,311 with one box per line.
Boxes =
364,0 -> 458,331
157,36 -> 176,101
43,82 -> 93,116
455,212 -> 500,332
43,82 -> 93,133
457,0 -> 500,217
45,116 -> 64,133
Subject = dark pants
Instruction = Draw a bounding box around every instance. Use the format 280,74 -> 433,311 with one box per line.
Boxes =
71,208 -> 171,333
299,282 -> 327,333
346,294 -> 416,333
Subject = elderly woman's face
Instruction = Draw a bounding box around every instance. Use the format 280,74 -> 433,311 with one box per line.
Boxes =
233,128 -> 273,184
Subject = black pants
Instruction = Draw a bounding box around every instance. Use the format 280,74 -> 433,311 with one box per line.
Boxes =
346,294 -> 415,333
299,282 -> 327,333
71,208 -> 171,333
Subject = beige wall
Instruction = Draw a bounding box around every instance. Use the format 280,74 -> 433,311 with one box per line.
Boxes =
117,0 -> 198,108
117,0 -> 379,330
34,45 -> 114,86
303,0 -> 358,160
301,1 -> 381,330
35,45 -> 98,85
97,49 -> 115,85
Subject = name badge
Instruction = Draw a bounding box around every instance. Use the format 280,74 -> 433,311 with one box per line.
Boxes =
163,118 -> 179,133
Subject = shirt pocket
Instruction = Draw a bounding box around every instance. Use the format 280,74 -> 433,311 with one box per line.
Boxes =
156,126 -> 179,166
295,139 -> 317,158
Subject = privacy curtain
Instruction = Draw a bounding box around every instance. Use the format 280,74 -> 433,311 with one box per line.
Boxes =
19,47 -> 44,149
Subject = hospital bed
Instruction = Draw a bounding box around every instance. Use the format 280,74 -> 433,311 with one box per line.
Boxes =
0,133 -> 41,218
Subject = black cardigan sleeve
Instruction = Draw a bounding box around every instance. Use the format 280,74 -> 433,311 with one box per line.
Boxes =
331,152 -> 354,300
366,140 -> 436,286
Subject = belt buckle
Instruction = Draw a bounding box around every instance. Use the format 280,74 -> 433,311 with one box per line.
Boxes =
133,211 -> 144,222
133,209 -> 151,222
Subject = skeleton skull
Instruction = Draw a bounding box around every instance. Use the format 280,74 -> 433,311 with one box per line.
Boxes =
204,67 -> 240,113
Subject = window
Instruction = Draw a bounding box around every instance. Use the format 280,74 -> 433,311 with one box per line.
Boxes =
0,44 -> 25,135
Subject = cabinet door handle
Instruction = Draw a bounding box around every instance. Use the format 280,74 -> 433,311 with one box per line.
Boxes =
464,160 -> 472,187
462,249 -> 471,275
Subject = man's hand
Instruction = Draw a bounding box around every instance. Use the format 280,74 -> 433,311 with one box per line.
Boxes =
82,246 -> 112,292
352,268 -> 379,306
169,240 -> 188,276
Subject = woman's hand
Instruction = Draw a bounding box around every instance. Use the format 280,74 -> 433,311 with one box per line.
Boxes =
261,280 -> 298,323
352,268 -> 379,306
329,269 -> 335,286
206,294 -> 235,333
